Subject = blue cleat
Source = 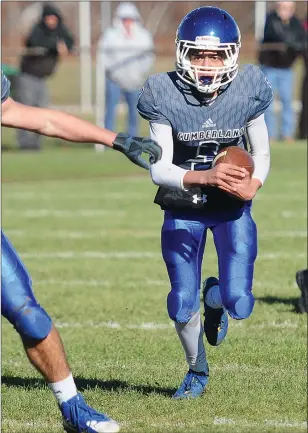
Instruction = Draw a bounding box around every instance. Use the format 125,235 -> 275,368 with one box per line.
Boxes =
203,277 -> 228,346
172,369 -> 209,399
61,393 -> 120,433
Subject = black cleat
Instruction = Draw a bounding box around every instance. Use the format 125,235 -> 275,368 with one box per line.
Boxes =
296,269 -> 308,314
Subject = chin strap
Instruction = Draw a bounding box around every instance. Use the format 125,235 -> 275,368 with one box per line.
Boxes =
200,93 -> 218,105
200,80 -> 231,104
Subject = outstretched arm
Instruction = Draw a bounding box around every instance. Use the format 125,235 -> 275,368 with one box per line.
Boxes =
2,97 -> 117,146
1,97 -> 162,169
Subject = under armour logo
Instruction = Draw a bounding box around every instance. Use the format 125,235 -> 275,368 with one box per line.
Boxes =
192,194 -> 207,204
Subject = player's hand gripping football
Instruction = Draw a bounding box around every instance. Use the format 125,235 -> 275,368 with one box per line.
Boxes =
112,133 -> 162,170
231,176 -> 262,201
205,163 -> 248,195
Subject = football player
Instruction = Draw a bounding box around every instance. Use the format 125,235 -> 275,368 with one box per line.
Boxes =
137,6 -> 273,398
1,70 -> 161,432
296,269 -> 308,313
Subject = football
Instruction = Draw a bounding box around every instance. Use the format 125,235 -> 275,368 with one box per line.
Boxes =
212,146 -> 254,178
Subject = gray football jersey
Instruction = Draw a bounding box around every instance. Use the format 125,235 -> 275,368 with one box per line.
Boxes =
138,64 -> 272,171
137,64 -> 273,212
1,71 -> 11,103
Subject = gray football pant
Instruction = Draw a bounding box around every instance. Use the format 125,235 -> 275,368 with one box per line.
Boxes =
15,73 -> 48,150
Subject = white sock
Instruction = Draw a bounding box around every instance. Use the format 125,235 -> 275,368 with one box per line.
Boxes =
175,311 -> 208,373
205,284 -> 223,309
48,372 -> 78,405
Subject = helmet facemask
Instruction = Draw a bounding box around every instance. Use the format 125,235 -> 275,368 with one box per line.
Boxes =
176,37 -> 240,94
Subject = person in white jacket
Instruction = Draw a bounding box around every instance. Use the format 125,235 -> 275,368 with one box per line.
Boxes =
98,2 -> 155,136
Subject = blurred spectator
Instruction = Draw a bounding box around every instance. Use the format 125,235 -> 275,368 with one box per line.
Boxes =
259,1 -> 306,142
298,16 -> 308,140
98,2 -> 155,136
16,3 -> 74,150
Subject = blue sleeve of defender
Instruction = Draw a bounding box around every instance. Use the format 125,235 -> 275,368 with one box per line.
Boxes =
1,71 -> 11,103
248,67 -> 273,121
137,78 -> 171,126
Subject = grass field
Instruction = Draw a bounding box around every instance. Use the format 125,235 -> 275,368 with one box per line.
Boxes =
1,141 -> 307,433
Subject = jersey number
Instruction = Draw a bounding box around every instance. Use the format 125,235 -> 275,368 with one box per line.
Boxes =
189,140 -> 220,170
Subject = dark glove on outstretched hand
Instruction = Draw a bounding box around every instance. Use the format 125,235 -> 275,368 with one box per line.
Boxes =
112,133 -> 162,170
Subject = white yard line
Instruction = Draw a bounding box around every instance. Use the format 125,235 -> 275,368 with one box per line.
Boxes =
36,279 -> 167,287
260,230 -> 307,238
4,192 -> 305,201
50,320 -> 299,331
3,192 -> 148,200
38,279 -> 112,287
53,321 -> 173,330
4,229 -> 160,239
4,209 -> 126,218
2,318 -> 300,332
4,229 -> 307,239
281,211 -> 307,218
2,418 -> 306,431
2,360 -> 304,376
19,251 -> 306,260
213,418 -> 306,429
34,278 -> 298,290
259,252 -> 306,259
21,251 -> 160,259
1,420 -> 62,430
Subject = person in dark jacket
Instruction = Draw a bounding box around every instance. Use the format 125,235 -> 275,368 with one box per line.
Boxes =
298,17 -> 308,139
259,2 -> 306,142
16,3 -> 74,150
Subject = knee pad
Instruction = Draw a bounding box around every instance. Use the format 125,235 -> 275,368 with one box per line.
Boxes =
167,289 -> 198,323
232,294 -> 254,320
1,232 -> 52,341
226,294 -> 254,320
13,298 -> 52,340
224,279 -> 255,320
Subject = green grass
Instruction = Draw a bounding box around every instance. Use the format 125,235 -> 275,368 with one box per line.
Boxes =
2,142 -> 307,433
